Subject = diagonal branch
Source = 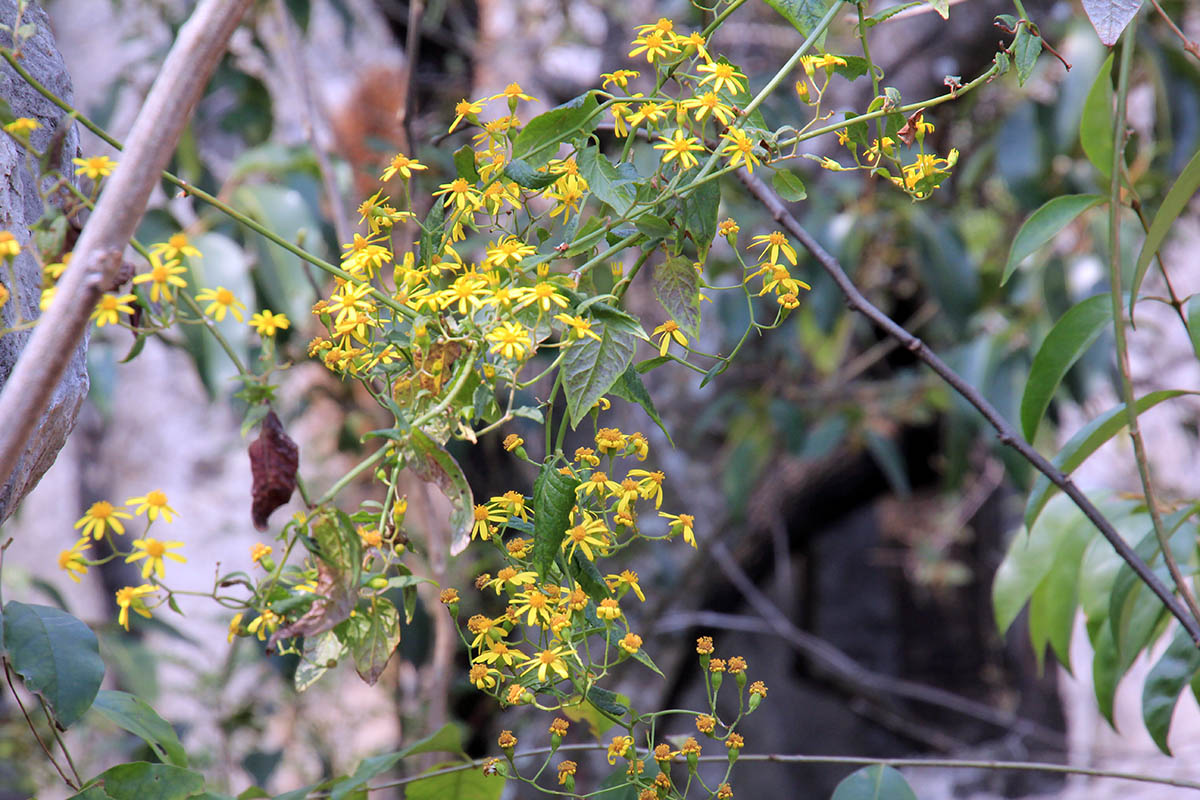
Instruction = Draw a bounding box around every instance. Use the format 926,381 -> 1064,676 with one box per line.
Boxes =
0,0 -> 253,495
737,169 -> 1200,648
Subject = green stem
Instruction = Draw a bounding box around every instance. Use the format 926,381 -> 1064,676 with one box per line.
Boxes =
1106,19 -> 1200,626
317,447 -> 387,506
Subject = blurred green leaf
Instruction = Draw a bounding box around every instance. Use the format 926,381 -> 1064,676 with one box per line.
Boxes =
72,763 -> 204,800
511,91 -> 599,168
405,762 -> 502,800
1143,626 -> 1200,755
1080,54 -> 1114,178
830,764 -> 918,800
772,169 -> 808,201
91,690 -> 187,767
4,602 -> 104,729
1004,195 -> 1105,285
1132,146 -> 1200,323
762,0 -> 835,40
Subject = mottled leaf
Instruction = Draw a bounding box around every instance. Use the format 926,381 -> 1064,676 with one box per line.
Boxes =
348,597 -> 400,685
652,255 -> 701,338
73,763 -> 204,800
409,428 -> 475,556
561,318 -> 638,428
762,0 -> 836,39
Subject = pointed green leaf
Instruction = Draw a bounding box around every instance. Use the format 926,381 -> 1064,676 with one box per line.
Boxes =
1132,146 -> 1200,323
1013,25 -> 1043,86
3,601 -> 104,728
503,158 -> 558,190
578,146 -> 638,215
1082,0 -> 1144,45
1027,516 -> 1095,672
405,761 -> 503,800
681,172 -> 720,258
762,0 -> 836,40
1187,295 -> 1200,361
608,366 -> 673,445
331,723 -> 466,800
1143,626 -> 1200,755
74,763 -> 204,800
1093,623 -> 1121,725
1019,293 -> 1112,441
569,550 -> 611,604
231,184 -> 322,325
91,690 -> 188,767
409,428 -> 475,556
772,169 -> 808,202
453,145 -> 480,183
830,764 -> 918,800
1003,195 -> 1105,285
532,461 -> 580,579
562,319 -> 638,428
1025,390 -> 1194,528
925,0 -> 949,18
652,255 -> 701,338
511,91 -> 599,168
1080,54 -> 1114,179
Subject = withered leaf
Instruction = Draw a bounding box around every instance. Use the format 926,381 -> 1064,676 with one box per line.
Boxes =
249,409 -> 298,531
896,109 -> 924,147
267,561 -> 357,654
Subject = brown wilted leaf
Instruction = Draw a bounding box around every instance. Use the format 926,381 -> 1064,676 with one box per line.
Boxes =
896,109 -> 924,148
249,410 -> 298,531
267,561 -> 357,654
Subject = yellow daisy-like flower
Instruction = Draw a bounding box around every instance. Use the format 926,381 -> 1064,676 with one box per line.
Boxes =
680,91 -> 735,125
114,584 -> 157,630
513,282 -> 568,314
227,613 -> 244,642
246,608 -> 279,641
132,253 -> 187,303
577,470 -> 621,499
470,502 -> 508,541
493,82 -> 535,103
4,117 -> 40,136
652,320 -> 688,356
469,664 -> 500,690
721,129 -> 762,174
486,320 -> 533,361
628,30 -> 679,63
696,60 -> 748,96
483,236 -> 537,269
150,233 -> 202,261
125,489 -> 179,522
433,177 -> 483,212
660,511 -> 696,547
620,632 -> 643,654
73,155 -> 116,179
250,543 -> 273,566
601,69 -> 640,90
449,99 -> 485,133
0,231 -> 20,258
249,309 -> 290,336
653,129 -> 706,170
90,293 -> 137,327
512,587 -> 556,627
554,313 -> 602,342
126,537 -> 186,580
562,512 -> 610,561
520,644 -> 575,682
58,538 -> 91,583
195,286 -> 246,322
607,735 -> 633,764
607,569 -> 646,602
74,500 -> 134,539
748,231 -> 798,266
381,152 -> 427,181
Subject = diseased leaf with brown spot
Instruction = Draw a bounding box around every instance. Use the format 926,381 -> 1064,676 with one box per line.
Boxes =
896,109 -> 924,147
268,561 -> 358,653
248,410 -> 298,531
409,428 -> 474,556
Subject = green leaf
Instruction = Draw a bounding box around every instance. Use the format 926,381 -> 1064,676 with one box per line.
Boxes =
586,685 -> 629,719
348,597 -> 400,686
608,366 -> 673,445
502,158 -> 558,190
830,764 -> 918,800
561,319 -> 638,428
1024,390 -> 1193,528
652,255 -> 701,338
405,761 -> 504,800
1187,295 -> 1200,361
1003,194 -> 1105,285
772,169 -> 808,202
1092,623 -> 1121,724
993,494 -> 1093,635
1012,24 -> 1043,86
1080,54 -> 1114,179
1019,293 -> 1112,442
3,601 -> 104,728
863,3 -> 919,27
330,723 -> 466,800
294,630 -> 346,692
1143,626 -> 1200,755
74,763 -> 204,800
578,146 -> 638,215
1027,515 -> 1095,672
863,430 -> 910,496
511,91 -> 599,169
453,145 -> 480,183
1082,0 -> 1144,46
634,214 -> 673,241
1132,146 -> 1200,323
532,462 -> 581,579
91,690 -> 188,767
594,760 -> 659,800
409,428 -> 475,556
762,0 -> 835,40
569,550 -> 611,604
681,174 -> 720,258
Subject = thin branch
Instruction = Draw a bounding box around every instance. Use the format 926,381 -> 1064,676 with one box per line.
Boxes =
0,0 -> 254,497
736,168 -> 1200,647
1107,19 -> 1200,627
1149,0 -> 1200,60
4,662 -> 75,789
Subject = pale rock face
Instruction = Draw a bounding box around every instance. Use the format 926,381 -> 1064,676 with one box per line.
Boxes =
0,0 -> 88,522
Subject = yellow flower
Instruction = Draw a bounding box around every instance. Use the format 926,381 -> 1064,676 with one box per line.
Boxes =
696,61 -> 748,96
653,129 -> 706,170
126,537 -> 186,579
57,538 -> 91,583
195,286 -> 246,322
449,99 -> 485,133
652,320 -> 688,356
577,470 -> 621,499
74,500 -> 134,539
132,252 -> 187,303
748,231 -> 798,266
114,584 -> 157,630
596,597 -> 622,621
628,469 -> 664,507
502,433 -> 524,452
483,236 -> 536,269
601,69 -> 640,90
150,233 -> 202,261
4,117 -> 40,136
246,608 -> 279,641
380,152 -> 428,181
433,177 -> 483,212
606,569 -> 646,602
0,231 -> 20,258
520,645 -> 574,682
469,664 -> 499,690
721,129 -> 761,174
250,543 -> 273,566
554,313 -> 602,341
493,82 -> 536,103
660,511 -> 696,547
91,293 -> 137,327
512,587 -> 555,627
126,489 -> 179,522
628,30 -> 679,63
73,155 -> 116,179
0,283 -> 8,310
680,91 -> 735,125
562,512 -> 610,561
607,735 -> 633,764
227,613 -> 244,642
486,321 -> 533,360
470,503 -> 508,541
620,632 -> 643,654
249,309 -> 290,336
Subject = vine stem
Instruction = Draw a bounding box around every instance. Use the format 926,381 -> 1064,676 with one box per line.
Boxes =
1107,19 -> 1200,627
0,0 -> 254,499
735,168 -> 1200,647
4,661 -> 76,789
304,743 -> 1200,796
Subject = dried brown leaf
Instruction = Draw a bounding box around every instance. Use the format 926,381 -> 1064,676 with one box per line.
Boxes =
249,410 -> 298,531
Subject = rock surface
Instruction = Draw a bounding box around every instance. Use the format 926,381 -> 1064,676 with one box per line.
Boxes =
0,0 -> 86,522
